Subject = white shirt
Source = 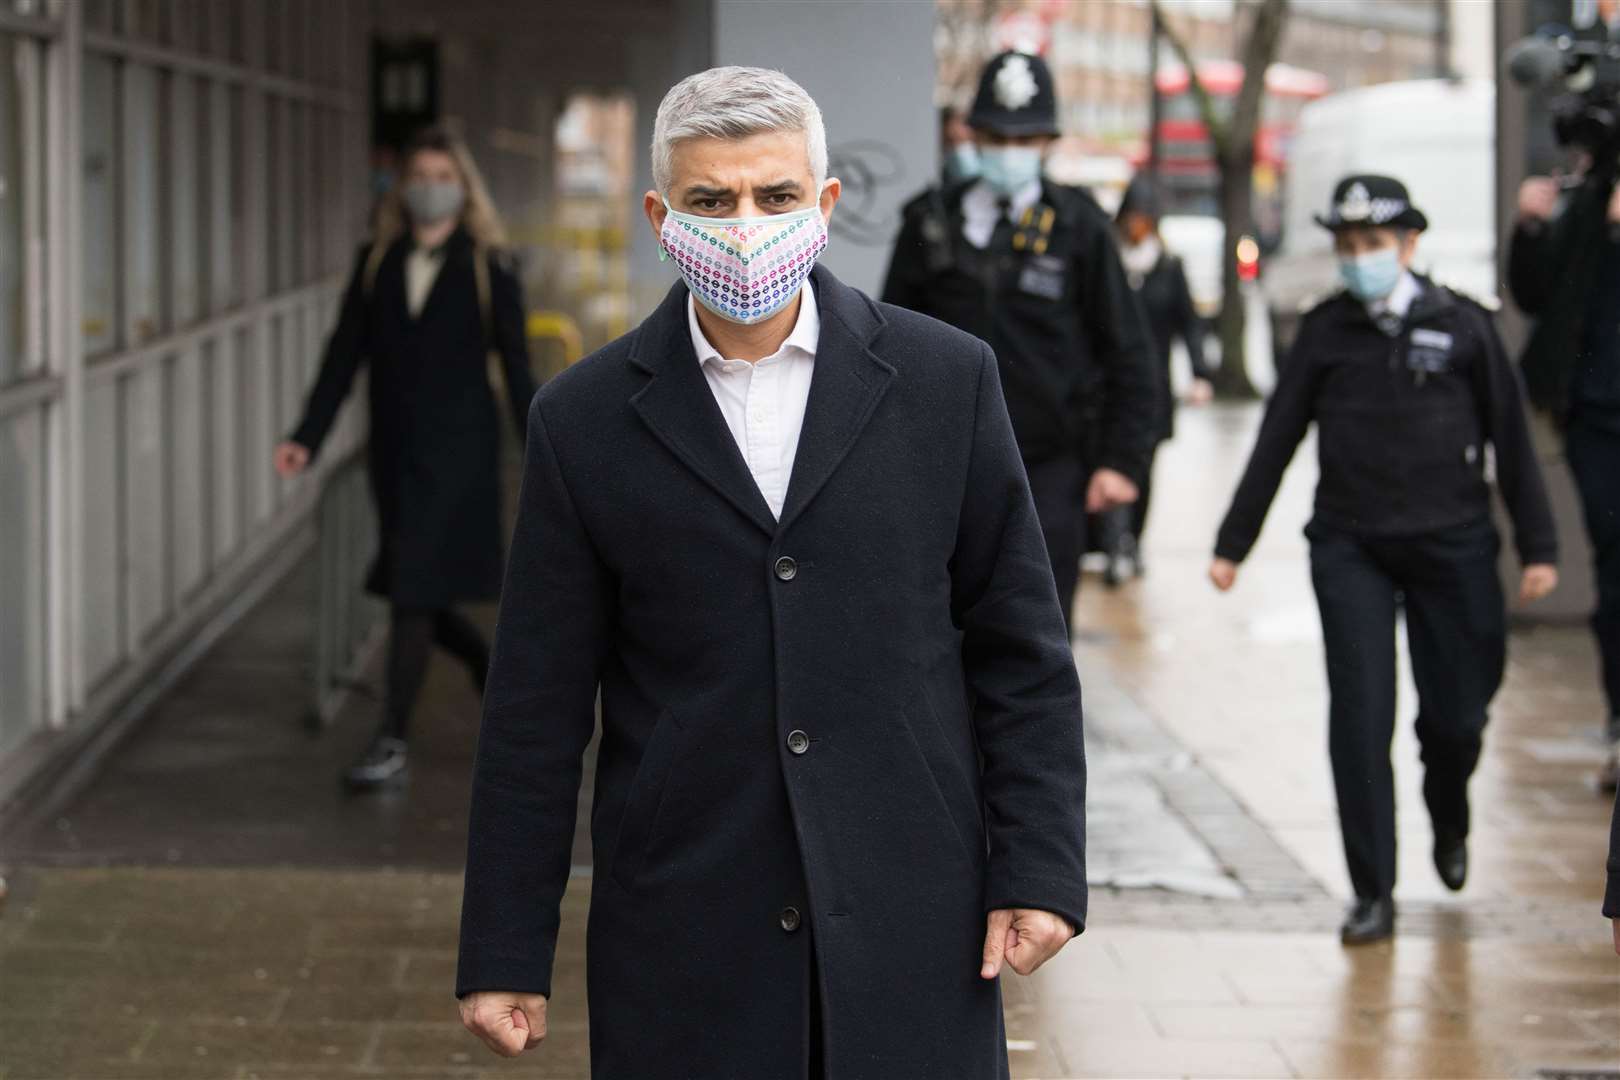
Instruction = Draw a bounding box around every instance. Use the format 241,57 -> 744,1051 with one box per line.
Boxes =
961,178 -> 1043,249
406,245 -> 446,317
1366,269 -> 1421,323
688,283 -> 819,520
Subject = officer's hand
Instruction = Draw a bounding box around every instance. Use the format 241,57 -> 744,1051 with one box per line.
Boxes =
980,907 -> 1074,979
1519,563 -> 1559,603
1184,379 -> 1214,406
1609,183 -> 1620,225
1209,558 -> 1238,592
460,991 -> 548,1057
273,440 -> 311,478
1517,177 -> 1559,222
1085,468 -> 1138,513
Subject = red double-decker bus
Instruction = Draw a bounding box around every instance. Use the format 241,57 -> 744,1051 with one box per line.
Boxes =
1137,60 -> 1329,252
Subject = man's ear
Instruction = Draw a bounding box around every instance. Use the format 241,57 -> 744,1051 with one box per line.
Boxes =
644,190 -> 668,243
818,178 -> 842,224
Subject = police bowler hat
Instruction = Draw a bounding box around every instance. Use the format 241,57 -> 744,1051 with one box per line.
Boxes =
968,51 -> 1060,138
1315,175 -> 1428,233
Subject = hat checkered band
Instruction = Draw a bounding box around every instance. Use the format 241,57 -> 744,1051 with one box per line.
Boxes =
1336,182 -> 1408,225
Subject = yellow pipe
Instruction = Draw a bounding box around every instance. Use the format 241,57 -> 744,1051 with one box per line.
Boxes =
526,310 -> 585,367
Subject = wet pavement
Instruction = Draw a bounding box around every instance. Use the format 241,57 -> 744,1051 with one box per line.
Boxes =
1,403 -> 1617,1079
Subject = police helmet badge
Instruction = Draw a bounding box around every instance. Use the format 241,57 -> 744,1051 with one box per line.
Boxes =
1338,182 -> 1372,223
994,54 -> 1040,111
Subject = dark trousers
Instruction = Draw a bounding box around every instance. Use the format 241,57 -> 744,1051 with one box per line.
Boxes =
1097,442 -> 1159,553
1024,454 -> 1087,631
384,605 -> 490,740
1566,420 -> 1620,726
1307,517 -> 1506,900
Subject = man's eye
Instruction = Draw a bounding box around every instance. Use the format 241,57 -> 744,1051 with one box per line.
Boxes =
694,199 -> 723,212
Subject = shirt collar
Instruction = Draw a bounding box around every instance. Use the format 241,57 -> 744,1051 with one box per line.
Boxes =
963,178 -> 1043,221
1367,270 -> 1421,320
688,281 -> 820,366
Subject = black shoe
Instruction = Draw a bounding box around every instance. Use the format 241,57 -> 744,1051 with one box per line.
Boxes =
1433,828 -> 1467,892
343,735 -> 409,791
1340,897 -> 1395,946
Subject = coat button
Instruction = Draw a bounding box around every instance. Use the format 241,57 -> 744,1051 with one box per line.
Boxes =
774,556 -> 798,581
779,906 -> 802,932
786,729 -> 810,755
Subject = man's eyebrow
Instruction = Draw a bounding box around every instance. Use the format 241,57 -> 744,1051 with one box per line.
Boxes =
755,179 -> 804,195
682,184 -> 736,199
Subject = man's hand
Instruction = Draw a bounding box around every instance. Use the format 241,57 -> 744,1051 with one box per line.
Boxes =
1519,563 -> 1559,603
980,908 -> 1074,979
1517,176 -> 1559,222
1209,557 -> 1238,592
273,440 -> 311,478
460,991 -> 548,1058
1184,378 -> 1214,406
1085,468 -> 1139,513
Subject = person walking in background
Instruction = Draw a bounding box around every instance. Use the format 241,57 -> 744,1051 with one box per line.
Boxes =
1100,176 -> 1215,586
882,51 -> 1157,632
274,126 -> 538,792
1509,170 -> 1620,793
1209,175 -> 1559,946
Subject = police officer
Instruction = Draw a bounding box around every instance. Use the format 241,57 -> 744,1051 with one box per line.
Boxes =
1209,175 -> 1560,945
882,51 -> 1156,630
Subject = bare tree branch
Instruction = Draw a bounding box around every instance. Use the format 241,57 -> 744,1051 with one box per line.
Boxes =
1150,0 -> 1229,159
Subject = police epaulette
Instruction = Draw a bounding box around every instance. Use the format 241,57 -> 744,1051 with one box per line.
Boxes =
1433,282 -> 1501,313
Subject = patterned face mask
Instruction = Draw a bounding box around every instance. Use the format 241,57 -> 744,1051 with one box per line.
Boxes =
660,199 -> 829,325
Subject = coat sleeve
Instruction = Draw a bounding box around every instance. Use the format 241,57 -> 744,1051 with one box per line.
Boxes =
951,342 -> 1088,933
1506,219 -> 1554,317
1082,221 -> 1158,482
1469,305 -> 1559,565
1213,317 -> 1320,563
879,205 -> 931,313
490,254 -> 539,439
456,394 -> 613,999
1171,259 -> 1213,381
289,246 -> 372,457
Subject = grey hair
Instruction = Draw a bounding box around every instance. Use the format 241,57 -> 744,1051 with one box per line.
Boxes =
652,66 -> 828,196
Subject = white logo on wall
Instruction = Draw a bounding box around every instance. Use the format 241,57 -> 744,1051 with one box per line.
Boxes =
994,54 -> 1040,111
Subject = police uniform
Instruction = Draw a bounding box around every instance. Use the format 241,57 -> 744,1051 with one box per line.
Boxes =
1214,176 -> 1558,942
881,51 -> 1156,629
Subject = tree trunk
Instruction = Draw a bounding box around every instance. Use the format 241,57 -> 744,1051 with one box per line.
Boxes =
1214,140 -> 1258,399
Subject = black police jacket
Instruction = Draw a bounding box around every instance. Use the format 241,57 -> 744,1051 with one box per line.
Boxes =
881,180 -> 1157,476
1215,279 -> 1557,567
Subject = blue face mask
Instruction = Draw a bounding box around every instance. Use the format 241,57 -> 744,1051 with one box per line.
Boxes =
978,147 -> 1042,198
1338,246 -> 1403,302
944,142 -> 981,183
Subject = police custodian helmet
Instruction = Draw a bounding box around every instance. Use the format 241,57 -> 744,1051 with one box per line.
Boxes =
967,51 -> 1060,137
1314,174 -> 1429,232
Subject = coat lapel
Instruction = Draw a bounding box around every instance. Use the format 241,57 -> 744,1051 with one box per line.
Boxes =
777,266 -> 895,531
629,283 -> 779,536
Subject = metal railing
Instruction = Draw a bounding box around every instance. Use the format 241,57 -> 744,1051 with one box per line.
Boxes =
307,444 -> 385,729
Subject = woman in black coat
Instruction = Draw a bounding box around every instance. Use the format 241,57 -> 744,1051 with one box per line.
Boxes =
274,127 -> 537,790
1100,177 -> 1215,584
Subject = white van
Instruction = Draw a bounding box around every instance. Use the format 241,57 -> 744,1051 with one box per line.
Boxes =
1264,78 -> 1496,358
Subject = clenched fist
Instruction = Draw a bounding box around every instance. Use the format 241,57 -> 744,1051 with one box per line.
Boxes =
980,907 -> 1075,979
460,991 -> 548,1058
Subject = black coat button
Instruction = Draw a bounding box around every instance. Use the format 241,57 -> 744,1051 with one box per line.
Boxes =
779,906 -> 802,932
774,556 -> 798,581
786,729 -> 810,755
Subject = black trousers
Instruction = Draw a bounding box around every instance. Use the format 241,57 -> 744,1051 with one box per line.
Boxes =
1024,454 -> 1087,631
1096,442 -> 1159,553
1307,517 -> 1506,900
384,605 -> 490,740
1566,420 -> 1620,728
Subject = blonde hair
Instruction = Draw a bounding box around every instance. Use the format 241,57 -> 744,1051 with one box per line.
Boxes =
371,126 -> 506,251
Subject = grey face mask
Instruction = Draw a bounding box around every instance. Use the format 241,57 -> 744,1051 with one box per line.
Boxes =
402,181 -> 465,225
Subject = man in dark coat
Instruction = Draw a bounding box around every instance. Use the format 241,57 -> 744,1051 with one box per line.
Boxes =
881,51 -> 1158,630
456,67 -> 1086,1079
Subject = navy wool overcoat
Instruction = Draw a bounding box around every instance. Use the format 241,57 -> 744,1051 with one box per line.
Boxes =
456,264 -> 1087,1079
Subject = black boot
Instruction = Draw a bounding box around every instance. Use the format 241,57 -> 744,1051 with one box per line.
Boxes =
1340,896 -> 1395,945
1432,828 -> 1467,892
343,733 -> 409,791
